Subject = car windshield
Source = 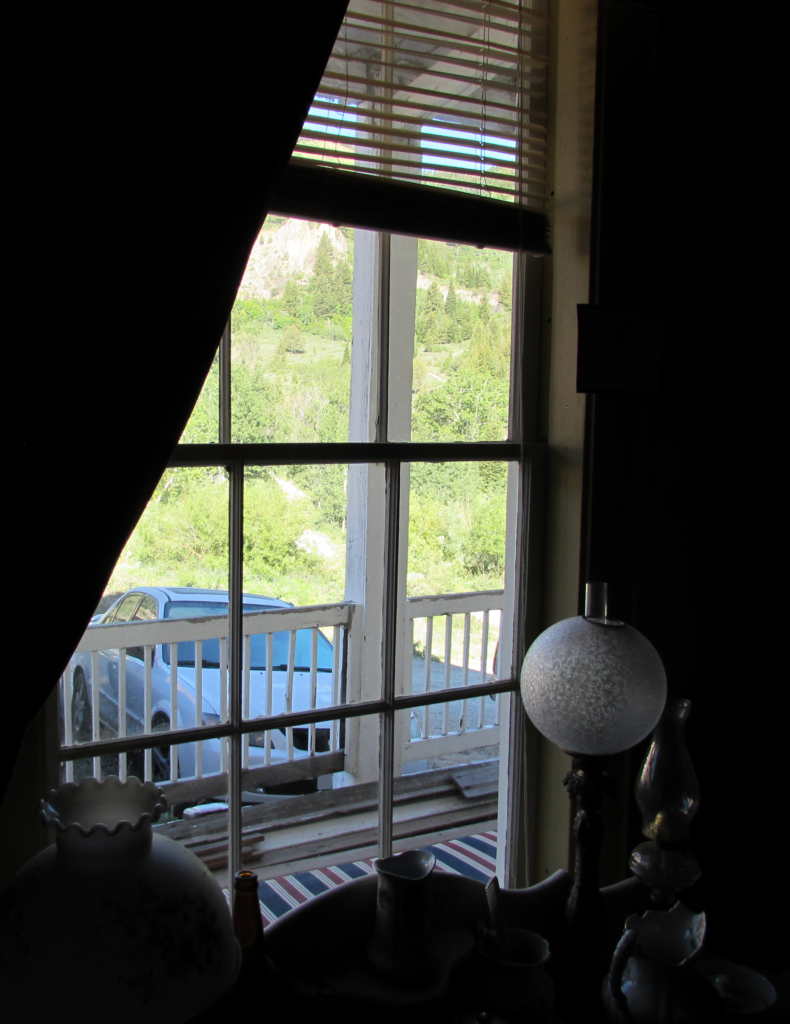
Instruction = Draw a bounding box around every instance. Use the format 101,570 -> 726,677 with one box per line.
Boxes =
160,600 -> 333,671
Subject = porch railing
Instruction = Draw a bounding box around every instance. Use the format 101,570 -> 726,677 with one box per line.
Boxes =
404,590 -> 503,764
59,603 -> 352,788
60,590 -> 505,795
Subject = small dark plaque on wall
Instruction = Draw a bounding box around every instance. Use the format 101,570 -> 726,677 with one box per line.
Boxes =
576,305 -> 664,393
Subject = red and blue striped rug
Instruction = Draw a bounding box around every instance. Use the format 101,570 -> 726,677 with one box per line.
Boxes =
249,831 -> 497,925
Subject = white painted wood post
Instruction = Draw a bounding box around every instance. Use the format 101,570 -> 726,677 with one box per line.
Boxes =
342,229 -> 386,785
341,230 -> 417,787
388,234 -> 417,780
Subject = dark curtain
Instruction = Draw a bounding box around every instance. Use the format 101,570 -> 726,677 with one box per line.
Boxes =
583,1 -> 785,970
9,7 -> 349,802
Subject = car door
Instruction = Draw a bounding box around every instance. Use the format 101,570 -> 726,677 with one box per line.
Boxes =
103,593 -> 144,734
123,594 -> 161,736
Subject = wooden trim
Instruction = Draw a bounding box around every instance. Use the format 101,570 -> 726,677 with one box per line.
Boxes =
169,440 -> 544,467
270,164 -> 550,254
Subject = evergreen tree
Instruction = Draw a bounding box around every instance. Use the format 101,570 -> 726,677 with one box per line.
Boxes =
499,271 -> 512,310
456,300 -> 473,341
283,278 -> 301,318
434,245 -> 449,278
426,280 -> 443,315
335,258 -> 353,314
417,239 -> 430,274
445,278 -> 458,320
312,232 -> 337,317
442,318 -> 461,347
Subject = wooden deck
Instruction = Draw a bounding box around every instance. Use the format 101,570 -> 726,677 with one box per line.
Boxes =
155,759 -> 499,885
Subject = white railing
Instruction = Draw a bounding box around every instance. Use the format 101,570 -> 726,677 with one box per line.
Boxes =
60,590 -> 505,788
403,590 -> 504,764
60,603 -> 352,784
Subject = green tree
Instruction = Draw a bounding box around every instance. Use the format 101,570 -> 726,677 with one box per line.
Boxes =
445,278 -> 458,320
413,367 -> 508,443
283,324 -> 303,352
499,271 -> 512,310
312,232 -> 337,318
334,257 -> 353,315
283,278 -> 301,318
425,280 -> 443,315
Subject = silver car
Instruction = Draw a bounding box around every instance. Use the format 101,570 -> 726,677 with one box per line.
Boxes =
67,586 -> 335,782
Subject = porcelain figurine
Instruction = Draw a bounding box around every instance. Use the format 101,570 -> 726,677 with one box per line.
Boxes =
602,902 -> 719,1023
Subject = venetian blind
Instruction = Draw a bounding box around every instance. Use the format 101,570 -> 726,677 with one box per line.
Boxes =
291,0 -> 551,212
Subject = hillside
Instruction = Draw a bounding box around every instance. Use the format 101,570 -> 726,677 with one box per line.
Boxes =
237,219 -> 349,301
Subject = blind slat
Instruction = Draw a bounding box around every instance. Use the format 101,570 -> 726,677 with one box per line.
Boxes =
297,133 -> 546,180
319,69 -> 540,120
306,101 -> 548,146
339,19 -> 539,66
392,0 -> 552,28
311,85 -> 547,135
343,8 -> 548,49
335,42 -> 547,80
302,117 -> 545,157
291,147 -> 547,200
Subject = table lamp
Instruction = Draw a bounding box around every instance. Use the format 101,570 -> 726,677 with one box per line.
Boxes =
520,583 -> 667,947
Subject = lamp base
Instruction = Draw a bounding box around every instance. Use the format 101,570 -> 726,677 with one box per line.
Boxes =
630,840 -> 701,908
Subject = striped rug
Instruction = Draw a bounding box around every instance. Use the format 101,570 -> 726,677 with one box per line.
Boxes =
242,832 -> 497,926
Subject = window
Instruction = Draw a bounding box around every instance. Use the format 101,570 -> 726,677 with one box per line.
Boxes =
57,0 -> 551,891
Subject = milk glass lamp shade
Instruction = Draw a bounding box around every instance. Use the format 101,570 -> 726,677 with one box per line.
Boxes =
520,616 -> 667,756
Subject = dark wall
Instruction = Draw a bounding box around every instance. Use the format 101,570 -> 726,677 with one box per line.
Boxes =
584,2 -> 786,970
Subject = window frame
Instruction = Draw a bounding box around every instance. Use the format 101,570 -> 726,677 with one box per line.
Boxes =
55,223 -> 546,890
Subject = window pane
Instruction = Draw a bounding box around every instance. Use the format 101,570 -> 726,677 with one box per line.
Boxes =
103,465 -> 229,597
60,465 -> 230,783
412,240 -> 513,442
243,464 -> 348,607
152,716 -> 382,893
232,217 -> 354,444
241,464 -> 349,725
397,700 -> 500,879
407,461 -> 509,598
178,350 -> 219,444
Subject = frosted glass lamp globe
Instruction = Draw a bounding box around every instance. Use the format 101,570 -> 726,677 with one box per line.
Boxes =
520,616 -> 667,756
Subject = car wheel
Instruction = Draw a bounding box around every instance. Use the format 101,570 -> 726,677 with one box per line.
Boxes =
152,714 -> 172,783
72,672 -> 92,743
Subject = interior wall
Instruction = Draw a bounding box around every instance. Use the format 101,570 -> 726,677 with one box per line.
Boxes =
584,1 -> 785,970
527,0 -> 599,886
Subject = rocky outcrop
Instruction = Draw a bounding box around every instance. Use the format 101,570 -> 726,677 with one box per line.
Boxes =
237,219 -> 348,300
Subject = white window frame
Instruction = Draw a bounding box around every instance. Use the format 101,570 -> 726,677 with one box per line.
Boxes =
56,218 -> 546,892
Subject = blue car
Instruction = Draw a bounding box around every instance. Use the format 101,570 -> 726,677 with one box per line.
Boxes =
67,586 -> 336,782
